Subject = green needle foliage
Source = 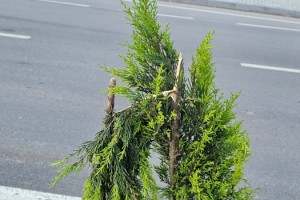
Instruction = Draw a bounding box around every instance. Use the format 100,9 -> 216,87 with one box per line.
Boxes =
52,0 -> 255,199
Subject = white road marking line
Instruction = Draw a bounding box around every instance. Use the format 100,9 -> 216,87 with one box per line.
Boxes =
241,63 -> 300,74
123,0 -> 300,25
0,185 -> 81,200
0,32 -> 31,39
37,0 -> 90,8
237,23 -> 300,32
157,4 -> 300,25
158,13 -> 194,20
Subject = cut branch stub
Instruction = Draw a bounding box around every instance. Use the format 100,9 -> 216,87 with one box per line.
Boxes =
170,53 -> 183,102
105,78 -> 116,114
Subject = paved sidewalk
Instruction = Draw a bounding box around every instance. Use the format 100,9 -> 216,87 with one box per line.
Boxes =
159,0 -> 300,18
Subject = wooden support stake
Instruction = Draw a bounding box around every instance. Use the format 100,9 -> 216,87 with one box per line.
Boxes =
169,53 -> 183,198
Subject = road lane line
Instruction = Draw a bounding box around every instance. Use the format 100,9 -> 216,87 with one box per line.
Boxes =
37,0 -> 90,8
0,32 -> 31,39
123,0 -> 300,25
0,185 -> 81,200
157,4 -> 300,25
237,23 -> 300,32
241,63 -> 300,74
158,13 -> 194,20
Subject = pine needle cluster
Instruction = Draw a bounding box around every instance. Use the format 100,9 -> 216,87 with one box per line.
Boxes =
52,0 -> 255,199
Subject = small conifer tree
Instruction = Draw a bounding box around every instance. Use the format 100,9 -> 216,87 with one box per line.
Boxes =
52,0 -> 254,199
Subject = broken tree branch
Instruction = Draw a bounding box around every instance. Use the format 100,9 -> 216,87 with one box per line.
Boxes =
105,78 -> 116,114
114,89 -> 176,114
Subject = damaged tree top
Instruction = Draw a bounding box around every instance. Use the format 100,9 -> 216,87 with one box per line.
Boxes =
52,0 -> 255,199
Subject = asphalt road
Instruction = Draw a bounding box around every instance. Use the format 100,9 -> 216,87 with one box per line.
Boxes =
0,0 -> 300,199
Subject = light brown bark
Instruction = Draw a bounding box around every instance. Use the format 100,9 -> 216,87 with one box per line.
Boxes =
169,53 -> 183,199
105,78 -> 116,114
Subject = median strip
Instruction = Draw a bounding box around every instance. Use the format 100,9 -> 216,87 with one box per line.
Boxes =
241,63 -> 300,74
0,32 -> 31,39
37,0 -> 90,8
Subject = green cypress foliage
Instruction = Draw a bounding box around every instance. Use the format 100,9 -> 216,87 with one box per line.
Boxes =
52,0 -> 254,199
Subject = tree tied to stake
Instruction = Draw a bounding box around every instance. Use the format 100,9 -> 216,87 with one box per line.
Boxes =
52,0 -> 255,199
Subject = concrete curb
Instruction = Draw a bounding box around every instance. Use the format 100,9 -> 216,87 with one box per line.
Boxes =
0,185 -> 81,200
158,0 -> 300,18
